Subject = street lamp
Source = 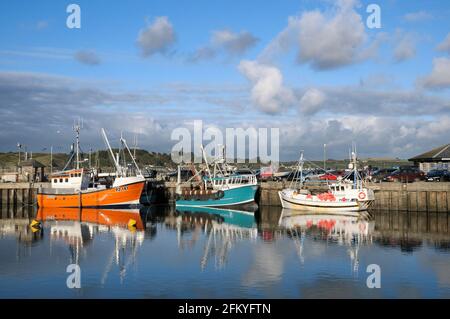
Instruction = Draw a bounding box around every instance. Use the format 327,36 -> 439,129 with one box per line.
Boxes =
17,143 -> 22,166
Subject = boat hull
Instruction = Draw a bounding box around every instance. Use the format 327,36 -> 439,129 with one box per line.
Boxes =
278,191 -> 372,215
176,185 -> 258,208
37,181 -> 145,208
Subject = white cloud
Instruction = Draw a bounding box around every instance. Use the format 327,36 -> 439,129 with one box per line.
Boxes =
211,30 -> 258,55
420,57 -> 450,89
393,32 -> 416,62
403,11 -> 433,22
297,4 -> 366,69
258,16 -> 301,62
74,50 -> 101,65
136,16 -> 176,57
259,0 -> 379,70
294,86 -> 450,116
299,88 -> 326,115
276,114 -> 450,160
238,60 -> 294,114
437,33 -> 450,54
189,46 -> 217,62
2,71 -> 450,160
190,29 -> 258,62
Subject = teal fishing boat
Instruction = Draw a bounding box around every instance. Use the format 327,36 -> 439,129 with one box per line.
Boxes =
175,145 -> 258,208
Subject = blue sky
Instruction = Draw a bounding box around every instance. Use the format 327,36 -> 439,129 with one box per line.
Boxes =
1,0 -> 450,160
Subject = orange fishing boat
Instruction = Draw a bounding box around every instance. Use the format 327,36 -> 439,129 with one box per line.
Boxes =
37,124 -> 145,208
37,169 -> 145,208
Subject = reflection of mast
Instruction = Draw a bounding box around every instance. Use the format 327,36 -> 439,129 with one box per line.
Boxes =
348,244 -> 360,274
50,220 -> 89,266
101,248 -> 116,286
200,221 -> 257,270
170,208 -> 257,270
111,226 -> 144,284
291,228 -> 305,265
99,226 -> 144,285
200,229 -> 214,271
40,207 -> 145,285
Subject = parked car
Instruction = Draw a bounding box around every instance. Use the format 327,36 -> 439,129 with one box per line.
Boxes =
235,168 -> 257,176
318,170 -> 344,181
385,168 -> 425,182
369,168 -> 397,183
425,169 -> 450,182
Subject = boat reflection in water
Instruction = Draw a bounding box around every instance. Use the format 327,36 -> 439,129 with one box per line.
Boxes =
174,206 -> 258,270
1,205 -> 449,298
37,207 -> 146,282
279,208 -> 374,271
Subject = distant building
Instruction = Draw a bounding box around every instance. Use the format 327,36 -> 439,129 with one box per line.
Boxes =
409,144 -> 450,173
17,159 -> 46,182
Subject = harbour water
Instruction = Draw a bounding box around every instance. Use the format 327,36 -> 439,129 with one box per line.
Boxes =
0,205 -> 449,298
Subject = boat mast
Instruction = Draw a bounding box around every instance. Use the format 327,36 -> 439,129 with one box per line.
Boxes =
120,135 -> 143,177
290,151 -> 304,190
74,119 -> 83,170
201,145 -> 212,178
133,133 -> 138,160
101,128 -> 122,176
351,143 -> 362,189
176,165 -> 181,194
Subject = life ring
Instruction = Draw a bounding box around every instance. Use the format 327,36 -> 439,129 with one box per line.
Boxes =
358,192 -> 366,200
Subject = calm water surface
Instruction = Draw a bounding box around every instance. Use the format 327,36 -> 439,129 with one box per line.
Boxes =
0,205 -> 449,298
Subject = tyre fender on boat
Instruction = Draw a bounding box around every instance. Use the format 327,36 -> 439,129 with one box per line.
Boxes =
358,191 -> 366,200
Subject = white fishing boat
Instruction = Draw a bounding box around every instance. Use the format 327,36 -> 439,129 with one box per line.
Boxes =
278,148 -> 375,215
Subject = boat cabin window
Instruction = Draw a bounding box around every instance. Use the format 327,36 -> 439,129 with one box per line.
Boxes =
54,179 -> 57,183
65,178 -> 68,183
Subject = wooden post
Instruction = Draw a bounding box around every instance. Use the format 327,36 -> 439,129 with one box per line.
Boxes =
416,190 -> 419,213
